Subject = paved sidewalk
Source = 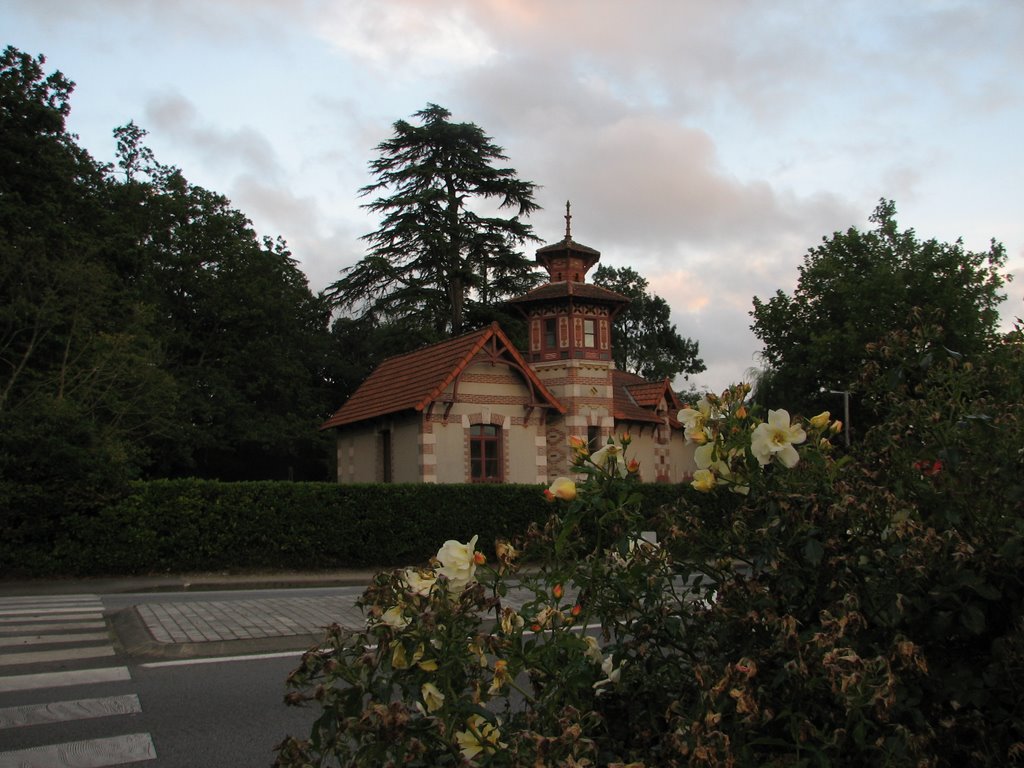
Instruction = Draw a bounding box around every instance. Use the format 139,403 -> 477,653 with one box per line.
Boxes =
2,570 -> 540,660
135,595 -> 367,644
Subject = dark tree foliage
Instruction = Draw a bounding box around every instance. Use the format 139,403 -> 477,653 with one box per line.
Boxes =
592,264 -> 705,381
750,199 -> 1009,431
107,126 -> 335,480
0,47 -> 176,555
1,46 -> 337,512
328,104 -> 542,337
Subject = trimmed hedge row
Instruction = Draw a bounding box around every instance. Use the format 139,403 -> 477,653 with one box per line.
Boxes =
10,480 -> 688,577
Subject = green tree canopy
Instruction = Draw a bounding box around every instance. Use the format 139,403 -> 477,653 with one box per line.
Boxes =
750,199 -> 1010,429
1,47 -> 337,493
328,104 -> 542,337
107,124 -> 335,479
592,264 -> 705,382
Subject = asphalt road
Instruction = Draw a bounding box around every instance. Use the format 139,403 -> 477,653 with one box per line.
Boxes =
0,587 -> 362,768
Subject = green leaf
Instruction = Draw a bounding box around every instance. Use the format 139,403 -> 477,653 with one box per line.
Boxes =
804,538 -> 825,565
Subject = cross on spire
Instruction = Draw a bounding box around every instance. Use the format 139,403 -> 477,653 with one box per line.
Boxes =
564,200 -> 572,241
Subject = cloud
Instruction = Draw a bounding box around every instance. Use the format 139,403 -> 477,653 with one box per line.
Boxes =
314,1 -> 497,76
144,92 -> 286,182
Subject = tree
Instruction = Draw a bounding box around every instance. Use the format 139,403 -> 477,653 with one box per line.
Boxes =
592,264 -> 705,381
328,104 -> 542,337
105,130 -> 336,480
750,199 -> 1009,428
0,48 -> 182,555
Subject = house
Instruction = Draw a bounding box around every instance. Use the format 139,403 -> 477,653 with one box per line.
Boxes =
321,219 -> 697,484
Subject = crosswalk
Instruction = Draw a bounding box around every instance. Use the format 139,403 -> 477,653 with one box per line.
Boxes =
0,594 -> 155,767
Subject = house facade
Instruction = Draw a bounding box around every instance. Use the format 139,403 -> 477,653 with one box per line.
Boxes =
321,223 -> 697,484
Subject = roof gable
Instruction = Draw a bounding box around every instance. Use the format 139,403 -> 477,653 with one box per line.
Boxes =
321,322 -> 565,430
611,369 -> 683,426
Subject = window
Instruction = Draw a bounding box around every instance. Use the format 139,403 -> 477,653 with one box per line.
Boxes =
584,319 -> 596,347
470,424 -> 502,482
544,318 -> 557,348
587,426 -> 602,453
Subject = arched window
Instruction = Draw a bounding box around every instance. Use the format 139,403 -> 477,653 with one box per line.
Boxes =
470,424 -> 502,482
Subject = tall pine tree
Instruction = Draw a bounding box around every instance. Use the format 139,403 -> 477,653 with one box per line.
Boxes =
329,104 -> 542,338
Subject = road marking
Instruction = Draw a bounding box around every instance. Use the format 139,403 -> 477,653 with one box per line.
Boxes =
0,613 -> 103,624
0,607 -> 103,617
0,633 -> 110,648
0,694 -> 142,730
0,667 -> 131,694
0,732 -> 155,767
139,650 -> 305,668
0,645 -> 115,667
0,595 -> 100,605
0,621 -> 106,633
138,623 -> 606,669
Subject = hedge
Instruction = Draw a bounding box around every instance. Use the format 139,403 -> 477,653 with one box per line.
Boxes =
4,480 -> 688,577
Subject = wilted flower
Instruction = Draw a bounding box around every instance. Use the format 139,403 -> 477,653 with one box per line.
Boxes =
544,476 -> 577,501
380,604 -> 409,629
751,409 -> 807,468
530,605 -> 554,632
495,539 -> 518,566
583,635 -> 603,664
593,654 -> 624,695
455,715 -> 507,761
500,607 -> 525,634
403,567 -> 436,597
488,659 -> 511,695
436,535 -> 482,591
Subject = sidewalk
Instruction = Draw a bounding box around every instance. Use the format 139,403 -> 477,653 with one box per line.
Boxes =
1,570 -> 382,661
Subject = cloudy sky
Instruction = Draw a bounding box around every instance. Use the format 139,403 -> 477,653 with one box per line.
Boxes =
9,0 -> 1023,393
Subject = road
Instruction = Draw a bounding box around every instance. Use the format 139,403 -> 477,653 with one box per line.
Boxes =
0,587 -> 368,768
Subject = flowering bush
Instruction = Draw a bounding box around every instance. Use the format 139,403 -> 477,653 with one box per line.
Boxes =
276,333 -> 1024,766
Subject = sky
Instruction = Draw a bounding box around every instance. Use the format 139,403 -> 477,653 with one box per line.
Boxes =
8,0 -> 1023,394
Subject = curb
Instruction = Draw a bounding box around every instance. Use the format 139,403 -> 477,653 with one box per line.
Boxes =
109,606 -> 331,662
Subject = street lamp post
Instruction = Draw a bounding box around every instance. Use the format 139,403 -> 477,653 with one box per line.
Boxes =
827,389 -> 851,447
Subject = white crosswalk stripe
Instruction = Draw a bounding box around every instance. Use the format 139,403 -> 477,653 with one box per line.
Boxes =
0,595 -> 156,766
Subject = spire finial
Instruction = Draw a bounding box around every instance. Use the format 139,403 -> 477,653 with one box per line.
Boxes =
564,200 -> 572,241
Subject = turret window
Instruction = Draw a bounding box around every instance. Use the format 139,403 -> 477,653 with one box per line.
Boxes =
544,318 -> 557,348
584,319 -> 596,348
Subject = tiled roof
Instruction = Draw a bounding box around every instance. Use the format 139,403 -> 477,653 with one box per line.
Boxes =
536,237 -> 601,257
507,281 -> 631,306
321,322 -> 565,430
612,369 -> 684,426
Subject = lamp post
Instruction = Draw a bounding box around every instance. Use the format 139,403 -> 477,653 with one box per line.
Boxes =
826,389 -> 851,447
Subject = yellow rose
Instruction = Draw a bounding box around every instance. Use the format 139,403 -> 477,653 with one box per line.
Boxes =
436,534 -> 481,591
809,410 -> 831,430
420,682 -> 445,713
691,469 -> 717,493
544,476 -> 577,501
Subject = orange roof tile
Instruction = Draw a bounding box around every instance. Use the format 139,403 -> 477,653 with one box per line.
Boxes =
612,369 -> 684,426
321,322 -> 565,430
507,281 -> 630,306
